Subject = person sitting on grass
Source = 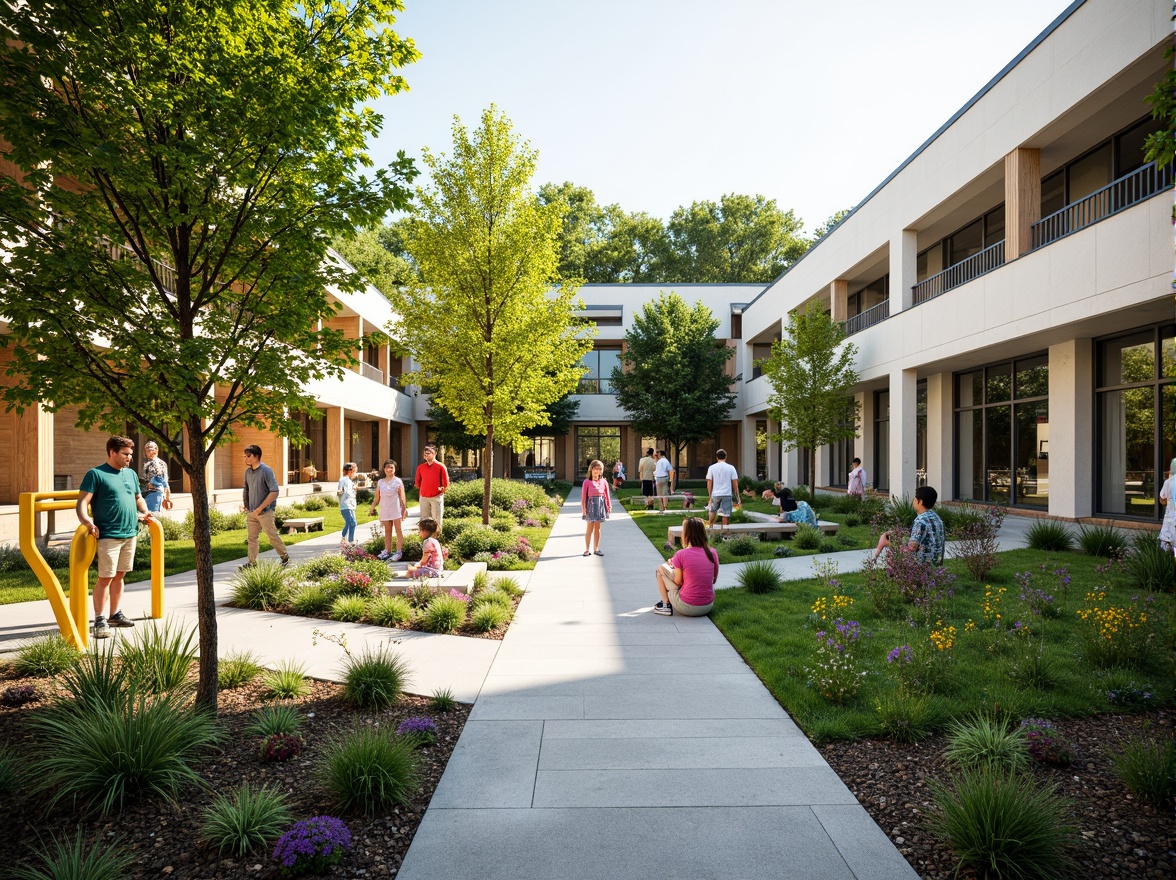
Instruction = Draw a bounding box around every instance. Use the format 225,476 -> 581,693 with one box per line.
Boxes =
873,485 -> 945,565
404,518 -> 444,579
653,517 -> 718,618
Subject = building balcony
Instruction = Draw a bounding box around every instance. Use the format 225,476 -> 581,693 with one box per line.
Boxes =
845,300 -> 889,336
359,361 -> 384,384
912,240 -> 1005,306
1030,161 -> 1173,250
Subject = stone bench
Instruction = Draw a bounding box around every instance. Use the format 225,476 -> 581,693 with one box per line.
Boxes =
282,516 -> 324,534
384,561 -> 488,596
666,519 -> 840,547
622,493 -> 699,510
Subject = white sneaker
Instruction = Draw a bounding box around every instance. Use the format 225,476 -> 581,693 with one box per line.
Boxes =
391,552 -> 403,562
377,550 -> 390,560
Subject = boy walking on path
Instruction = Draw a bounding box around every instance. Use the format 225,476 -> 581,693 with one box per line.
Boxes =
76,435 -> 152,638
414,444 -> 449,531
705,448 -> 741,530
241,444 -> 290,569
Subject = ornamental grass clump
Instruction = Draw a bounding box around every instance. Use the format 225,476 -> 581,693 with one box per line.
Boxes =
470,601 -> 511,632
218,650 -> 264,690
317,727 -> 419,815
289,583 -> 334,616
805,618 -> 868,703
14,633 -> 80,678
1127,531 -> 1176,592
272,816 -> 352,876
928,768 -> 1081,880
737,560 -> 780,594
1076,523 -> 1129,558
329,594 -> 368,622
1025,519 -> 1074,552
944,713 -> 1028,773
1111,726 -> 1176,808
118,619 -> 198,695
422,593 -> 467,633
397,715 -> 438,747
429,687 -> 458,713
874,691 -> 938,743
0,743 -> 19,795
10,830 -> 135,880
200,783 -> 293,856
247,704 -> 302,738
263,660 -> 311,700
366,594 -> 414,627
341,644 -> 410,711
230,561 -> 292,611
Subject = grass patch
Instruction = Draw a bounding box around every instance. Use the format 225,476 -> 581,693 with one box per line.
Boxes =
218,651 -> 264,690
199,783 -> 292,857
11,830 -> 135,880
341,644 -> 410,711
14,634 -> 81,678
316,726 -> 419,815
1111,726 -> 1176,808
262,660 -> 310,700
710,548 -> 1175,738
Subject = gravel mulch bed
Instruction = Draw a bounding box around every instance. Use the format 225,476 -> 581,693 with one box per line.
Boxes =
819,710 -> 1176,879
0,669 -> 469,878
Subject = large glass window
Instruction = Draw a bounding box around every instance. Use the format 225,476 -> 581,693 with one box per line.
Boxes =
828,398 -> 856,487
575,426 -> 621,479
954,356 -> 1048,507
847,276 -> 888,318
916,381 -> 927,489
288,411 -> 327,484
1096,325 -> 1175,518
874,390 -> 889,493
755,419 -> 768,481
578,349 -> 621,394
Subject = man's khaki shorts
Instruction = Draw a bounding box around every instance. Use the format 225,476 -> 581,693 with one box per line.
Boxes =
656,478 -> 670,497
96,537 -> 137,578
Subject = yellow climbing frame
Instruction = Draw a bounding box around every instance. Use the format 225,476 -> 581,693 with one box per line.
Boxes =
18,491 -> 165,649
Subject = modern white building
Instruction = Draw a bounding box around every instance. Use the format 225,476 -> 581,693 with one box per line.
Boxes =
2,0 -> 1170,541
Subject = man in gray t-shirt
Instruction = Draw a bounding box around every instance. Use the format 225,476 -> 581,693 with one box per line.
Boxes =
240,444 -> 289,568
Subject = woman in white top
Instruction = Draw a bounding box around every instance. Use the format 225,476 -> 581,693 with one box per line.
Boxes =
336,462 -> 358,544
370,459 -> 408,561
1159,457 -> 1176,556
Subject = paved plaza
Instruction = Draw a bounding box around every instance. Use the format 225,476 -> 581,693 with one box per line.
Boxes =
0,494 -> 1034,878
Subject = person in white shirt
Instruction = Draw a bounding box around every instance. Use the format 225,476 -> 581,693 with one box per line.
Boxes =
705,448 -> 741,529
653,450 -> 675,513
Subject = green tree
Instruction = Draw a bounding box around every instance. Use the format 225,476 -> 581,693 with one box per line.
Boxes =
388,106 -> 591,522
332,225 -> 418,295
1144,5 -> 1175,170
761,309 -> 861,498
426,393 -> 579,464
659,193 -> 807,282
807,208 -> 854,247
610,293 -> 738,470
0,0 -> 418,710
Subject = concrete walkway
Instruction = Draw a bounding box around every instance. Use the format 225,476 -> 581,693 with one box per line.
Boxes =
397,492 -> 918,880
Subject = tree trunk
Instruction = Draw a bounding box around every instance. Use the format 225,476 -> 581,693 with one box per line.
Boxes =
481,424 -> 494,526
185,419 -> 219,713
808,448 -> 817,501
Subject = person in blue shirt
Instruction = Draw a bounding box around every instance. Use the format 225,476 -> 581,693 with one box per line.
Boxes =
873,485 -> 945,565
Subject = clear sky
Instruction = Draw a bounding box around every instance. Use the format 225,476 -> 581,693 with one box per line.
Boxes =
367,0 -> 1073,233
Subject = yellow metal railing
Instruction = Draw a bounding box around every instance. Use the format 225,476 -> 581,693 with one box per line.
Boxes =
18,491 -> 165,649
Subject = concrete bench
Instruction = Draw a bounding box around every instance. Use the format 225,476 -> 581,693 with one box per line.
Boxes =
622,493 -> 699,510
283,516 -> 324,534
666,519 -> 840,547
384,561 -> 488,596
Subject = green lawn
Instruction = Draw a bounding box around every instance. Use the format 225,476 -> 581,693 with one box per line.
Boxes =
0,507 -> 380,606
710,547 -> 1175,742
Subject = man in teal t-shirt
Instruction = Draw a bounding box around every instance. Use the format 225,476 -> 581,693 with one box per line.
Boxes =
77,435 -> 152,638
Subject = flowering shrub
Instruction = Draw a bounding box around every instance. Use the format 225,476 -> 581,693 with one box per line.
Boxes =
886,551 -> 955,626
948,503 -> 1006,580
261,732 -> 304,764
1,684 -> 39,706
273,816 -> 352,875
805,618 -> 868,702
1019,718 -> 1074,766
447,589 -> 471,603
341,543 -> 375,563
510,498 -> 530,513
1015,564 -> 1068,618
397,716 -> 438,746
522,518 -> 541,528
338,570 -> 373,595
1105,684 -> 1154,709
1075,591 -> 1157,668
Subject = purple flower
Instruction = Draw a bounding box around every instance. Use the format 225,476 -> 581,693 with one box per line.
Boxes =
273,816 -> 351,874
448,589 -> 471,602
887,645 -> 913,665
397,716 -> 438,737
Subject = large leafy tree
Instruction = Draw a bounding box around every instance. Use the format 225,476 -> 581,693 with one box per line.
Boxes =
660,193 -> 807,283
762,309 -> 861,498
332,224 -> 418,295
0,0 -> 418,711
426,393 -> 579,468
388,106 -> 591,522
610,293 -> 738,470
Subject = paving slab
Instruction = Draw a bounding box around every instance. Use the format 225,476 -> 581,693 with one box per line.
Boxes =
400,491 -> 918,880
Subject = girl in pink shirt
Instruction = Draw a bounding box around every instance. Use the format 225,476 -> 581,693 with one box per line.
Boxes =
581,459 -> 612,556
653,517 -> 718,617
406,518 -> 443,579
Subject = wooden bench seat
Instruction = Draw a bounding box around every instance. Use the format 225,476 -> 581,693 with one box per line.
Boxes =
666,520 -> 840,547
282,516 -> 324,534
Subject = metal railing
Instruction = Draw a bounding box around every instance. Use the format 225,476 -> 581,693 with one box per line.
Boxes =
1031,161 -> 1173,250
360,361 -> 384,384
845,300 -> 890,336
912,240 -> 1005,305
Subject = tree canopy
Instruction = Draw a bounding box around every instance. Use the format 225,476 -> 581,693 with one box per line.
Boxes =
761,308 -> 861,498
386,106 -> 591,521
610,293 -> 738,469
0,0 -> 418,710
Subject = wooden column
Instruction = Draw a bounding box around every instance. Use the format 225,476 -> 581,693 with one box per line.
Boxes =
1005,147 -> 1041,260
326,407 -> 344,483
830,279 -> 848,323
